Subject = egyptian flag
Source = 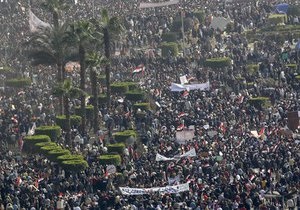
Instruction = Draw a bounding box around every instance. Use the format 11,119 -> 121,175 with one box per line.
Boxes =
177,123 -> 185,131
219,122 -> 226,134
132,64 -> 145,74
182,90 -> 189,98
178,112 -> 187,118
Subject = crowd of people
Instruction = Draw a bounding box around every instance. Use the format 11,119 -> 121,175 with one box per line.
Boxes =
1,0 -> 300,209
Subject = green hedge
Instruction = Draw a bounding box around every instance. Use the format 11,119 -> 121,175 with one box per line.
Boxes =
89,94 -> 108,105
23,135 -> 51,152
107,143 -> 125,154
0,66 -> 12,74
246,64 -> 259,75
35,142 -> 57,153
61,159 -> 88,172
40,145 -> 62,156
133,102 -> 150,111
5,78 -> 31,88
99,154 -> 121,166
260,24 -> 300,32
248,97 -> 271,109
204,57 -> 232,69
57,154 -> 84,164
55,115 -> 82,130
286,64 -> 297,69
125,90 -> 145,101
161,42 -> 179,57
124,82 -> 138,90
111,82 -> 129,94
35,126 -> 61,141
75,105 -> 94,119
268,14 -> 287,25
114,130 -> 137,143
296,75 -> 300,80
47,149 -> 71,161
193,10 -> 205,23
162,32 -> 178,42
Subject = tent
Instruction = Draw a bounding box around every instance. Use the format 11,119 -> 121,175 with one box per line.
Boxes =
275,3 -> 289,14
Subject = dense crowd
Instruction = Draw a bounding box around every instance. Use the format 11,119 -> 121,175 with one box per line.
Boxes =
1,0 -> 300,209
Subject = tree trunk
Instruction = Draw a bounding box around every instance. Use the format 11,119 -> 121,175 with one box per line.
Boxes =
91,68 -> 99,133
64,96 -> 71,146
79,44 -> 86,135
104,28 -> 111,109
57,62 -> 64,115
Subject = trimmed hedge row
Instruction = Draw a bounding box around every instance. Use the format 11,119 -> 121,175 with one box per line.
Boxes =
61,159 -> 88,171
35,125 -> 61,141
5,78 -> 31,88
114,130 -> 137,143
23,135 -> 51,152
111,82 -> 138,94
133,102 -> 150,111
246,64 -> 259,75
204,57 -> 232,69
268,14 -> 287,25
161,42 -> 179,57
74,105 -> 94,119
125,90 -> 145,101
56,115 -> 82,130
248,97 -> 271,109
107,143 -> 125,154
99,154 -> 121,166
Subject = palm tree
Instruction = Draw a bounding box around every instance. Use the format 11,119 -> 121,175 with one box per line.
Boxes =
92,9 -> 123,109
52,79 -> 83,145
41,0 -> 69,28
86,52 -> 108,133
66,20 -> 95,134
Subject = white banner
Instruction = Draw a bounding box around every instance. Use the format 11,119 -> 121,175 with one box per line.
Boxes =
155,153 -> 174,161
180,148 -> 196,158
170,81 -> 210,92
176,129 -> 195,144
29,9 -> 51,33
139,0 -> 179,9
119,182 -> 189,195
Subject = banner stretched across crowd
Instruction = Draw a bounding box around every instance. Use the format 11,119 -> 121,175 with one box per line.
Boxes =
155,148 -> 197,161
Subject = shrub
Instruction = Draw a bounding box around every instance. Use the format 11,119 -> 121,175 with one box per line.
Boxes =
40,145 -> 62,156
296,75 -> 300,80
57,154 -> 84,164
246,64 -> 259,75
23,135 -> 51,152
125,90 -> 145,101
162,32 -> 178,42
111,82 -> 129,94
0,66 -> 12,74
248,97 -> 271,109
133,102 -> 150,111
107,143 -> 125,154
56,115 -> 82,130
74,105 -> 94,119
47,149 -> 71,161
161,42 -> 179,57
268,14 -> 287,25
193,10 -> 205,23
35,142 -> 57,153
35,126 -> 61,141
114,130 -> 137,143
5,78 -> 31,88
286,64 -> 297,69
204,57 -> 232,69
99,154 -> 121,166
124,82 -> 138,90
89,94 -> 108,105
61,159 -> 88,172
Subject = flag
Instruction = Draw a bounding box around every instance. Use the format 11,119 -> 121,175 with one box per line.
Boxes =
219,122 -> 226,134
29,9 -> 51,33
16,177 -> 22,186
178,112 -> 187,118
132,64 -> 145,74
177,124 -> 185,131
182,90 -> 189,98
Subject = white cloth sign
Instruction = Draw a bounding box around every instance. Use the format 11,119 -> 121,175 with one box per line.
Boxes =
170,81 -> 210,92
139,0 -> 179,9
176,129 -> 195,144
29,9 -> 51,33
180,75 -> 188,84
155,154 -> 174,161
180,148 -> 196,157
119,183 -> 189,195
